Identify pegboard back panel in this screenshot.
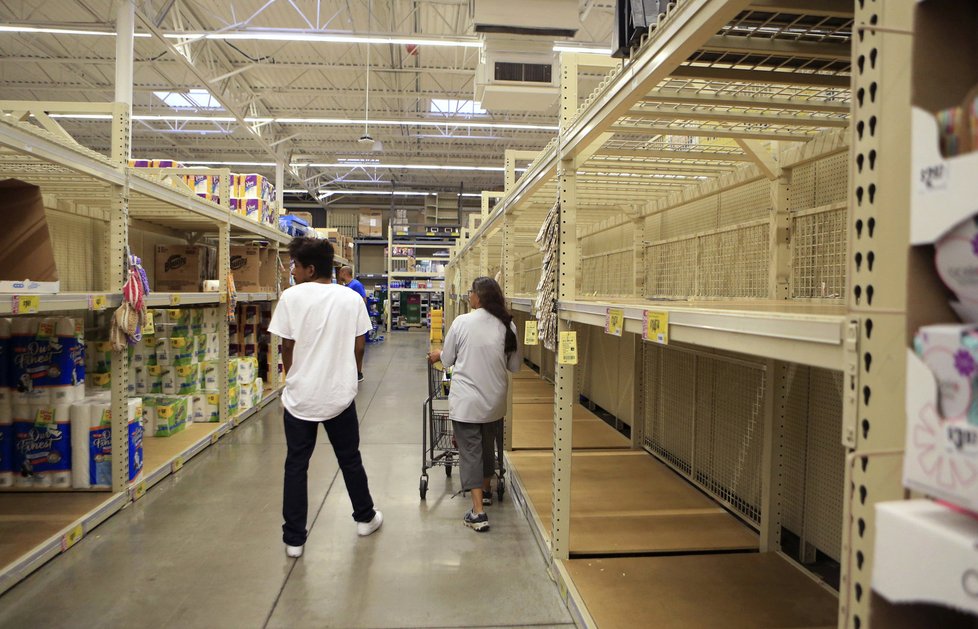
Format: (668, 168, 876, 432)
(645, 239, 697, 298)
(47, 206, 108, 292)
(790, 207, 848, 300)
(660, 195, 720, 240)
(643, 343, 766, 526)
(718, 179, 771, 228)
(326, 210, 357, 238)
(789, 152, 850, 212)
(514, 250, 543, 296)
(780, 362, 845, 563)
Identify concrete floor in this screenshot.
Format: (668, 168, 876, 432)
(0, 331, 573, 629)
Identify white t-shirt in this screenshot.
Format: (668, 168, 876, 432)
(268, 281, 372, 421)
(441, 308, 522, 423)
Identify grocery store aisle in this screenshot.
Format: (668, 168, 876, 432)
(0, 331, 572, 629)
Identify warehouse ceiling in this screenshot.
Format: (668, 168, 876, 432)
(0, 0, 852, 212)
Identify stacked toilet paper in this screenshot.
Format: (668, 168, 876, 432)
(4, 317, 86, 488)
(69, 395, 143, 489)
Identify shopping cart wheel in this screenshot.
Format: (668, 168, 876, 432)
(420, 475, 429, 500)
(497, 477, 506, 501)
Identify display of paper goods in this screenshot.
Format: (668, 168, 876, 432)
(11, 317, 85, 405)
(128, 159, 184, 168)
(154, 245, 216, 292)
(279, 214, 313, 238)
(236, 357, 258, 386)
(12, 404, 72, 488)
(146, 365, 164, 394)
(235, 174, 275, 202)
(202, 393, 220, 422)
(199, 361, 219, 391)
(0, 402, 12, 488)
(70, 397, 143, 488)
(230, 245, 262, 291)
(227, 359, 238, 385)
(229, 385, 239, 416)
(153, 395, 190, 437)
(914, 324, 978, 424)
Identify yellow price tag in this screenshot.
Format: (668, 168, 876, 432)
(605, 308, 624, 337)
(89, 294, 108, 311)
(61, 524, 84, 551)
(524, 320, 539, 346)
(12, 295, 39, 314)
(133, 481, 147, 500)
(171, 456, 184, 473)
(169, 294, 182, 306)
(143, 310, 155, 336)
(643, 311, 669, 345)
(211, 432, 220, 445)
(219, 293, 228, 304)
(558, 331, 578, 365)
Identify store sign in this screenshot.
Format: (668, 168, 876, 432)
(642, 310, 669, 345)
(524, 320, 539, 346)
(605, 308, 624, 337)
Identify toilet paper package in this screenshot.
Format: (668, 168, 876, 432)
(12, 318, 85, 406)
(0, 403, 12, 488)
(13, 404, 72, 488)
(0, 318, 11, 407)
(915, 324, 978, 424)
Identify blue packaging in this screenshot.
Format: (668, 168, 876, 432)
(0, 420, 12, 477)
(129, 419, 144, 481)
(14, 406, 71, 479)
(89, 424, 112, 487)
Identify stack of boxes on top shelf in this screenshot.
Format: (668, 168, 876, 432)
(128, 161, 277, 227)
(153, 241, 278, 294)
(0, 316, 144, 490)
(315, 228, 355, 262)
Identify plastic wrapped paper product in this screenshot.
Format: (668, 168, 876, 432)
(155, 396, 189, 437)
(71, 397, 143, 488)
(13, 404, 71, 488)
(12, 317, 85, 405)
(0, 318, 10, 407)
(0, 403, 12, 488)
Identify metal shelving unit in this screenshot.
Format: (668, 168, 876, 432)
(385, 225, 452, 333)
(0, 102, 288, 593)
(445, 1, 888, 627)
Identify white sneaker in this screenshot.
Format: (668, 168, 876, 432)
(286, 544, 304, 558)
(357, 511, 383, 537)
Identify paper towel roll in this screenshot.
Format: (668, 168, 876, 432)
(89, 401, 112, 488)
(0, 403, 12, 488)
(70, 402, 92, 489)
(48, 404, 72, 489)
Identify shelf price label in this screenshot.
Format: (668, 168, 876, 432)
(605, 308, 624, 337)
(60, 524, 84, 551)
(558, 331, 578, 365)
(211, 431, 220, 445)
(132, 481, 147, 501)
(643, 311, 669, 345)
(11, 295, 39, 314)
(88, 294, 108, 311)
(143, 310, 155, 336)
(169, 294, 182, 306)
(171, 456, 184, 473)
(524, 320, 539, 346)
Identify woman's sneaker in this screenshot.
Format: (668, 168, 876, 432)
(463, 510, 489, 532)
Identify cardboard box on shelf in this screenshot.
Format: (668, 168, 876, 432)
(259, 247, 279, 292)
(230, 245, 262, 291)
(154, 244, 210, 292)
(0, 180, 60, 293)
(358, 210, 384, 237)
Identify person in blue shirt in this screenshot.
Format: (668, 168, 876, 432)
(338, 266, 368, 382)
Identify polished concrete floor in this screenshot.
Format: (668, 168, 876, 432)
(0, 332, 573, 629)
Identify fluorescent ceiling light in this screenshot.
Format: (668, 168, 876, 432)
(161, 30, 482, 48)
(0, 24, 152, 37)
(553, 44, 612, 55)
(318, 190, 431, 198)
(47, 112, 556, 131)
(178, 160, 502, 172)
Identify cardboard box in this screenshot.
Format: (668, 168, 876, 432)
(230, 245, 262, 291)
(155, 245, 208, 292)
(287, 211, 313, 227)
(259, 247, 278, 292)
(358, 210, 384, 237)
(0, 180, 60, 293)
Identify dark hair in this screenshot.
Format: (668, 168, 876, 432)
(288, 237, 334, 279)
(472, 276, 517, 355)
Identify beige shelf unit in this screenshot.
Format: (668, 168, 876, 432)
(441, 1, 916, 627)
(0, 106, 287, 594)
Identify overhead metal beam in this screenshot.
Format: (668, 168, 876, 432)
(746, 0, 853, 18)
(672, 64, 851, 88)
(610, 123, 815, 142)
(626, 106, 849, 127)
(641, 88, 850, 113)
(702, 35, 851, 61)
(594, 148, 753, 162)
(736, 138, 781, 180)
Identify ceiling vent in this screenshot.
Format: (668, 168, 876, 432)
(475, 36, 559, 112)
(471, 0, 580, 38)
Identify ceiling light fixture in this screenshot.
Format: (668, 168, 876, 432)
(164, 30, 483, 48)
(552, 44, 613, 55)
(178, 160, 503, 172)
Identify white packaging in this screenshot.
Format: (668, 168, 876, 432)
(936, 217, 978, 305)
(155, 337, 172, 366)
(914, 324, 978, 424)
(192, 394, 205, 422)
(70, 401, 93, 489)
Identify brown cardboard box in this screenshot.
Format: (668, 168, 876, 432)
(287, 211, 313, 226)
(230, 245, 262, 291)
(258, 247, 279, 292)
(155, 244, 208, 292)
(0, 180, 60, 292)
(358, 210, 384, 237)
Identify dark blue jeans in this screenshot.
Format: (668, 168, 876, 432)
(282, 403, 376, 546)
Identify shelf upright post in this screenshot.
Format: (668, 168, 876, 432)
(769, 158, 791, 300)
(386, 226, 393, 334)
(113, 0, 134, 161)
(841, 3, 914, 627)
(219, 219, 231, 427)
(269, 160, 285, 387)
(550, 51, 580, 562)
(503, 211, 515, 452)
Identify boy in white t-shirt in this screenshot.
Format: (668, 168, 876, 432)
(268, 237, 382, 558)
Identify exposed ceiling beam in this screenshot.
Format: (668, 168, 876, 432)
(595, 148, 753, 162)
(702, 35, 850, 61)
(626, 106, 848, 127)
(641, 88, 850, 113)
(672, 65, 850, 88)
(610, 123, 815, 142)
